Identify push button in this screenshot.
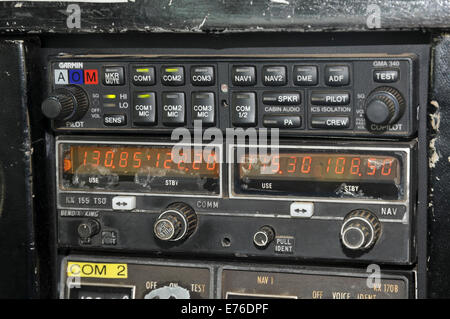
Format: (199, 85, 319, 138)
(103, 114, 127, 126)
(310, 91, 350, 105)
(191, 92, 215, 125)
(191, 66, 215, 86)
(131, 66, 155, 86)
(373, 69, 399, 83)
(232, 66, 256, 86)
(132, 92, 156, 126)
(162, 92, 185, 126)
(311, 116, 350, 129)
(325, 65, 350, 86)
(293, 66, 318, 86)
(263, 92, 301, 105)
(262, 66, 287, 86)
(231, 92, 256, 126)
(263, 115, 301, 128)
(161, 66, 185, 86)
(102, 66, 125, 86)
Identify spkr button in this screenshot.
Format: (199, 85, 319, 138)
(131, 66, 155, 86)
(262, 66, 287, 86)
(232, 66, 256, 86)
(192, 92, 215, 125)
(161, 66, 185, 86)
(133, 92, 156, 125)
(231, 92, 256, 126)
(191, 66, 215, 86)
(162, 92, 185, 125)
(104, 114, 127, 126)
(263, 92, 301, 105)
(325, 65, 350, 86)
(293, 66, 318, 86)
(102, 66, 125, 86)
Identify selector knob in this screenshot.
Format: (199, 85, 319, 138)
(253, 226, 275, 248)
(77, 219, 100, 239)
(364, 86, 405, 126)
(340, 210, 381, 251)
(41, 85, 89, 121)
(154, 203, 198, 242)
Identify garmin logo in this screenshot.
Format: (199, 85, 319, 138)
(58, 62, 84, 69)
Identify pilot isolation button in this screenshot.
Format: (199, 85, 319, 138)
(311, 116, 350, 129)
(112, 196, 136, 211)
(103, 114, 127, 126)
(192, 92, 215, 125)
(232, 66, 256, 86)
(131, 66, 155, 86)
(310, 92, 350, 105)
(293, 65, 318, 86)
(325, 65, 350, 86)
(263, 115, 301, 128)
(161, 66, 185, 86)
(191, 66, 215, 86)
(162, 92, 185, 126)
(133, 92, 156, 126)
(102, 66, 125, 86)
(262, 66, 287, 86)
(373, 69, 399, 83)
(231, 92, 256, 127)
(290, 202, 314, 218)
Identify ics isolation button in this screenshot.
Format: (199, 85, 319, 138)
(191, 66, 215, 86)
(262, 66, 287, 86)
(133, 92, 156, 126)
(131, 66, 155, 86)
(263, 115, 301, 128)
(162, 92, 185, 125)
(232, 66, 256, 86)
(373, 69, 399, 83)
(325, 65, 350, 86)
(161, 66, 184, 86)
(262, 92, 301, 105)
(102, 66, 125, 86)
(192, 92, 215, 125)
(293, 65, 318, 86)
(104, 114, 127, 126)
(311, 116, 350, 129)
(310, 91, 350, 105)
(231, 92, 256, 126)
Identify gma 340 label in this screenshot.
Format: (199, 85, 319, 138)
(67, 262, 128, 278)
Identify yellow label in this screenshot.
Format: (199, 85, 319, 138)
(67, 262, 128, 279)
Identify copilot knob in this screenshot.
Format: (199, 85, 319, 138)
(340, 210, 381, 251)
(154, 203, 198, 242)
(364, 86, 405, 125)
(41, 85, 89, 121)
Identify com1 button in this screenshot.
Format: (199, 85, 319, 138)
(131, 66, 155, 86)
(191, 66, 215, 86)
(231, 92, 256, 127)
(192, 92, 215, 125)
(162, 92, 185, 126)
(133, 92, 156, 126)
(161, 66, 185, 86)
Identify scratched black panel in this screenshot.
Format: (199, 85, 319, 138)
(0, 0, 450, 34)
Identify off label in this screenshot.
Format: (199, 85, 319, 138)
(67, 262, 128, 278)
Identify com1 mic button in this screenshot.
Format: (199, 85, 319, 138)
(253, 226, 275, 248)
(154, 203, 198, 242)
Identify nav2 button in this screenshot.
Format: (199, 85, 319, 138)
(290, 202, 314, 218)
(112, 196, 136, 211)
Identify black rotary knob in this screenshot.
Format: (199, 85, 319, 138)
(41, 85, 89, 121)
(154, 203, 197, 242)
(364, 86, 405, 125)
(340, 210, 381, 251)
(77, 219, 100, 239)
(253, 226, 275, 248)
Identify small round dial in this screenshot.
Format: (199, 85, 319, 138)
(340, 210, 381, 250)
(364, 86, 405, 126)
(253, 226, 275, 248)
(154, 203, 197, 242)
(41, 85, 89, 121)
(77, 219, 100, 239)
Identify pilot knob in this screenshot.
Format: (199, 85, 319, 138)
(253, 226, 275, 248)
(364, 86, 405, 125)
(340, 210, 381, 250)
(154, 203, 197, 241)
(41, 85, 89, 121)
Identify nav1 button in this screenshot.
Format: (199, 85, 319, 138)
(112, 196, 136, 211)
(290, 202, 314, 218)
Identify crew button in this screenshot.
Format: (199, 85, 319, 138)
(132, 92, 156, 126)
(191, 92, 215, 125)
(373, 69, 399, 83)
(103, 114, 127, 126)
(161, 66, 185, 86)
(325, 65, 350, 86)
(293, 66, 318, 86)
(262, 66, 287, 86)
(191, 66, 215, 86)
(231, 92, 256, 126)
(232, 66, 256, 86)
(311, 116, 350, 129)
(102, 66, 125, 86)
(162, 92, 185, 126)
(131, 66, 155, 86)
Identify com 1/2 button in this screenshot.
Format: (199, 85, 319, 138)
(232, 66, 256, 86)
(162, 92, 185, 126)
(192, 92, 215, 125)
(262, 66, 287, 86)
(133, 92, 156, 126)
(231, 92, 256, 126)
(191, 66, 215, 86)
(161, 66, 185, 86)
